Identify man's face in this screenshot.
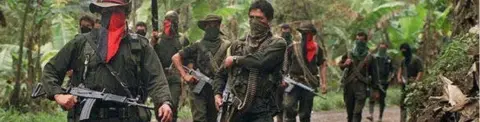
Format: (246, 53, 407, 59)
(379, 44, 388, 49)
(356, 35, 367, 42)
(249, 9, 268, 24)
(136, 26, 146, 32)
(80, 20, 93, 29)
(205, 21, 220, 29)
(281, 28, 291, 33)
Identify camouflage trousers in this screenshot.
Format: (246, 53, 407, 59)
(400, 83, 407, 122)
(283, 86, 315, 122)
(167, 74, 182, 122)
(188, 84, 217, 122)
(368, 83, 389, 120)
(275, 86, 285, 122)
(343, 80, 367, 122)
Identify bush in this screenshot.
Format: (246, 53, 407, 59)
(0, 108, 66, 122)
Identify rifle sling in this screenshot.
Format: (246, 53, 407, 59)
(85, 37, 135, 99)
(344, 54, 370, 84)
(198, 40, 229, 73)
(292, 42, 318, 86)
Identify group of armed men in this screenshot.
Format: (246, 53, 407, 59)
(38, 0, 424, 122)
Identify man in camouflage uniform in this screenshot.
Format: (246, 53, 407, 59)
(275, 23, 293, 122)
(150, 10, 189, 122)
(338, 32, 378, 122)
(397, 43, 423, 122)
(172, 14, 228, 122)
(280, 23, 293, 46)
(41, 0, 173, 121)
(282, 22, 327, 122)
(213, 0, 286, 122)
(367, 42, 394, 122)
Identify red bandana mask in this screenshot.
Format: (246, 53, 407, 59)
(98, 11, 126, 63)
(163, 20, 172, 36)
(305, 33, 317, 62)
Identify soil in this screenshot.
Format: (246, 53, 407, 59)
(177, 106, 401, 122)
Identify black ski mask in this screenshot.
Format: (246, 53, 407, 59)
(136, 30, 146, 36)
(81, 26, 92, 33)
(400, 43, 412, 63)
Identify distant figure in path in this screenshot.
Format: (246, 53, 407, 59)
(397, 43, 423, 122)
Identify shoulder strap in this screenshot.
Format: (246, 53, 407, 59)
(292, 42, 318, 85)
(84, 34, 136, 99)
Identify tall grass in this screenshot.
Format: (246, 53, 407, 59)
(0, 108, 66, 122)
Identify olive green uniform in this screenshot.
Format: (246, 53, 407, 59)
(214, 33, 286, 122)
(178, 39, 229, 122)
(368, 54, 394, 121)
(153, 34, 188, 122)
(339, 52, 377, 122)
(41, 29, 172, 122)
(282, 44, 324, 122)
(400, 55, 423, 122)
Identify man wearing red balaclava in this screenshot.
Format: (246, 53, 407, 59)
(282, 21, 328, 122)
(40, 0, 173, 122)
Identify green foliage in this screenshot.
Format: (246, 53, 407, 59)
(0, 108, 66, 122)
(406, 33, 478, 119)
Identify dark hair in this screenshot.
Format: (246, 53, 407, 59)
(378, 41, 389, 47)
(249, 0, 274, 21)
(356, 32, 368, 39)
(400, 43, 411, 50)
(79, 15, 94, 26)
(136, 21, 147, 29)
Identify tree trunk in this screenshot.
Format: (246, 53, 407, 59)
(11, 0, 34, 107)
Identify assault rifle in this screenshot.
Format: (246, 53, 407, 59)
(31, 83, 153, 120)
(216, 78, 234, 122)
(182, 65, 213, 94)
(284, 76, 326, 99)
(69, 85, 153, 120)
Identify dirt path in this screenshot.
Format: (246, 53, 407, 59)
(177, 106, 401, 122)
(311, 106, 400, 122)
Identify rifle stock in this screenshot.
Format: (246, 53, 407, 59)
(182, 66, 213, 94)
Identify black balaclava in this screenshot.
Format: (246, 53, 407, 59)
(282, 32, 292, 45)
(81, 26, 92, 33)
(400, 43, 412, 64)
(136, 29, 146, 36)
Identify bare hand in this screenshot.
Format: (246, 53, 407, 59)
(321, 84, 327, 94)
(54, 94, 77, 110)
(344, 59, 352, 65)
(224, 56, 234, 68)
(151, 31, 160, 44)
(281, 81, 287, 88)
(215, 94, 223, 110)
(373, 91, 380, 101)
(158, 103, 172, 122)
(182, 74, 197, 84)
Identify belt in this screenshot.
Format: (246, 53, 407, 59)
(96, 107, 137, 119)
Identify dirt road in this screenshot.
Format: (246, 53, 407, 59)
(177, 106, 401, 122)
(311, 106, 400, 122)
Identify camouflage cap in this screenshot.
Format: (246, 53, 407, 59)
(280, 23, 290, 29)
(197, 14, 222, 31)
(89, 0, 129, 13)
(296, 21, 317, 34)
(164, 11, 179, 23)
